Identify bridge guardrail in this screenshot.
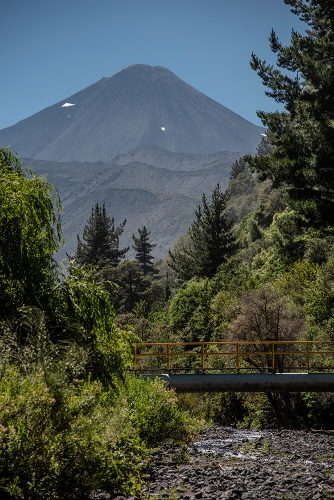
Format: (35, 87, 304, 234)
(133, 341, 334, 374)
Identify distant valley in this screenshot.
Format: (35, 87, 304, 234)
(26, 147, 243, 261)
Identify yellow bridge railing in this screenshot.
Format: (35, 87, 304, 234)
(133, 341, 334, 374)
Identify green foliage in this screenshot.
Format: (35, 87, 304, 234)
(169, 183, 236, 280)
(275, 260, 318, 306)
(302, 392, 334, 429)
(303, 257, 334, 328)
(0, 148, 206, 498)
(241, 392, 279, 429)
(0, 366, 145, 500)
(0, 148, 62, 315)
(226, 169, 259, 223)
(0, 310, 202, 498)
(50, 263, 133, 387)
(244, 0, 334, 227)
(118, 376, 202, 446)
(97, 260, 165, 314)
(75, 203, 128, 267)
(229, 157, 248, 180)
(256, 134, 272, 157)
(205, 392, 247, 426)
(168, 279, 213, 342)
(132, 225, 156, 275)
(269, 210, 305, 266)
(98, 260, 146, 313)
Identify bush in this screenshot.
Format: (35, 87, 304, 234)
(204, 392, 247, 426)
(0, 367, 145, 499)
(118, 376, 202, 446)
(168, 278, 213, 342)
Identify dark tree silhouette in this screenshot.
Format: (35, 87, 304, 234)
(169, 184, 236, 280)
(244, 0, 334, 227)
(132, 226, 156, 275)
(75, 203, 128, 267)
(229, 158, 248, 180)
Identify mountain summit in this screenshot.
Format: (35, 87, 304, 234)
(0, 65, 263, 162)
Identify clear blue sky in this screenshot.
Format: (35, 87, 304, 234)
(1, 0, 305, 131)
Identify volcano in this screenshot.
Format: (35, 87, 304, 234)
(0, 65, 263, 162)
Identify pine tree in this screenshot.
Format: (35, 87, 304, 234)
(256, 135, 272, 157)
(229, 158, 248, 180)
(169, 184, 236, 280)
(244, 0, 334, 228)
(132, 226, 156, 275)
(75, 203, 128, 267)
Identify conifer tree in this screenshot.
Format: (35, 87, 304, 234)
(244, 0, 334, 228)
(256, 135, 272, 157)
(132, 226, 156, 275)
(229, 158, 248, 180)
(169, 184, 236, 280)
(75, 203, 128, 267)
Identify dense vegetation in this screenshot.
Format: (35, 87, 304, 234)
(0, 149, 200, 499)
(73, 0, 334, 431)
(1, 0, 334, 497)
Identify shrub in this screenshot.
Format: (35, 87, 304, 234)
(204, 392, 247, 426)
(118, 376, 202, 446)
(168, 278, 213, 342)
(0, 367, 145, 499)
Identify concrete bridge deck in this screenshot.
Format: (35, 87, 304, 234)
(134, 341, 334, 392)
(153, 373, 334, 392)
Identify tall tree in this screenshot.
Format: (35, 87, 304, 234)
(169, 184, 236, 280)
(229, 158, 248, 180)
(256, 134, 272, 157)
(75, 203, 128, 267)
(132, 226, 156, 275)
(0, 148, 62, 315)
(244, 0, 334, 228)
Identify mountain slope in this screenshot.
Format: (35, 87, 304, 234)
(111, 145, 244, 171)
(0, 65, 263, 162)
(23, 152, 234, 260)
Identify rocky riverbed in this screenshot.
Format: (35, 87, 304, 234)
(139, 425, 334, 500)
(102, 425, 334, 500)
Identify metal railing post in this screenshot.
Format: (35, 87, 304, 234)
(237, 342, 240, 373)
(167, 343, 171, 372)
(201, 343, 205, 372)
(132, 340, 334, 375)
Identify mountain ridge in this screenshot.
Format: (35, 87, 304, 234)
(0, 64, 263, 162)
(111, 145, 244, 171)
(22, 147, 238, 261)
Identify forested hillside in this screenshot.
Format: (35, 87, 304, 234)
(1, 1, 334, 498)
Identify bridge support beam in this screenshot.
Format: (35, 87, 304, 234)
(154, 373, 334, 392)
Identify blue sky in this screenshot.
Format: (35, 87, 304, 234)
(1, 0, 305, 131)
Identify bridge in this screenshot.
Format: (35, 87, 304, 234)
(133, 340, 334, 392)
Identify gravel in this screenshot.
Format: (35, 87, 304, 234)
(140, 425, 334, 500)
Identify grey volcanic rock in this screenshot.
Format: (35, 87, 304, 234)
(143, 426, 334, 500)
(0, 65, 263, 162)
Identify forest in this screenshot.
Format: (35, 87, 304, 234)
(0, 0, 334, 498)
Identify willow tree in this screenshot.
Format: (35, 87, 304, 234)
(0, 148, 62, 315)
